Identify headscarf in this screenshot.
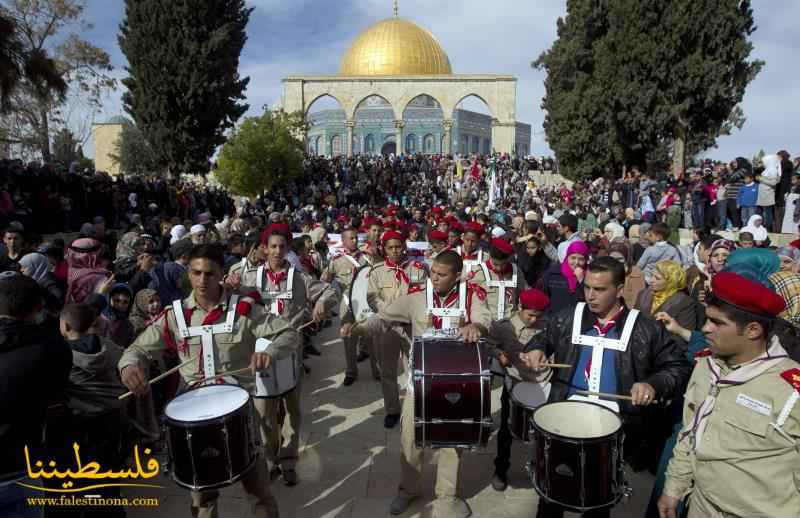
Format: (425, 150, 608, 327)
(762, 154, 781, 180)
(66, 238, 109, 304)
(560, 240, 589, 293)
(776, 246, 800, 264)
(741, 214, 768, 242)
(19, 253, 50, 283)
(103, 284, 134, 321)
(707, 239, 736, 276)
(651, 260, 686, 313)
(723, 248, 780, 286)
(604, 221, 625, 241)
(129, 288, 159, 334)
(170, 225, 187, 245)
(769, 271, 800, 327)
(638, 223, 652, 247)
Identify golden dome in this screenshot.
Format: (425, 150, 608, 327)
(340, 17, 452, 76)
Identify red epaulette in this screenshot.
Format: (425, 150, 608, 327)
(245, 290, 263, 304)
(780, 368, 800, 393)
(693, 348, 712, 359)
(412, 261, 425, 270)
(236, 299, 253, 317)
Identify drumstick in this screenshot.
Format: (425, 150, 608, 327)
(191, 366, 255, 385)
(118, 354, 199, 400)
(576, 389, 660, 403)
(542, 363, 572, 369)
(296, 320, 316, 332)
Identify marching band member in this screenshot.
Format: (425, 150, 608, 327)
(360, 216, 384, 265)
(247, 224, 338, 486)
(520, 256, 690, 518)
(226, 234, 266, 286)
(322, 228, 379, 385)
(365, 230, 428, 428)
(486, 288, 550, 491)
(659, 272, 800, 518)
(457, 222, 485, 271)
(427, 229, 449, 259)
(343, 250, 491, 518)
(467, 237, 527, 321)
(119, 244, 300, 518)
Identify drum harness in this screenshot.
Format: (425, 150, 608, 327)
(172, 295, 240, 385)
(479, 261, 518, 320)
(568, 302, 639, 413)
(256, 264, 295, 316)
(425, 278, 467, 335)
(457, 246, 483, 272)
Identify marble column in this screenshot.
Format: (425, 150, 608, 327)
(345, 120, 355, 157)
(394, 120, 405, 155)
(442, 119, 453, 155)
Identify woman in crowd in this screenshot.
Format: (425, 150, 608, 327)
(129, 288, 162, 337)
(519, 236, 551, 287)
(741, 214, 769, 247)
(776, 246, 800, 272)
(19, 251, 66, 316)
(635, 260, 700, 347)
(538, 240, 588, 313)
(608, 241, 645, 308)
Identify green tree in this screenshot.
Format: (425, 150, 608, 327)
(0, 1, 115, 161)
(110, 122, 162, 177)
(534, 0, 762, 179)
(119, 0, 252, 176)
(216, 108, 306, 197)
(52, 127, 79, 165)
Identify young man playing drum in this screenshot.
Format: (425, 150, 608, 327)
(658, 272, 800, 518)
(520, 256, 690, 518)
(457, 222, 485, 271)
(467, 237, 527, 321)
(119, 244, 300, 518)
(343, 250, 491, 518)
(365, 230, 428, 429)
(487, 288, 550, 492)
(322, 227, 379, 385)
(235, 223, 338, 486)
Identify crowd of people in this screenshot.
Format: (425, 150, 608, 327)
(1, 149, 799, 518)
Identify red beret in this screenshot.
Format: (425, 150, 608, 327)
(490, 238, 514, 255)
(428, 230, 448, 242)
(431, 207, 443, 214)
(444, 215, 458, 224)
(711, 272, 786, 317)
(364, 216, 382, 228)
(450, 222, 463, 233)
(261, 223, 290, 244)
(519, 289, 550, 311)
(464, 222, 484, 235)
(381, 230, 406, 245)
(336, 215, 349, 223)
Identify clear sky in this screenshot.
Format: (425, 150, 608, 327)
(78, 0, 798, 160)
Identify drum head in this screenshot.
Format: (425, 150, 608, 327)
(533, 401, 621, 439)
(349, 264, 373, 322)
(511, 382, 549, 409)
(165, 384, 250, 422)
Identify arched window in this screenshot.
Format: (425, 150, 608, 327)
(365, 134, 375, 154)
(406, 133, 416, 154)
(424, 134, 435, 154)
(331, 135, 342, 156)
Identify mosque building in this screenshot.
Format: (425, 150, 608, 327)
(283, 2, 531, 157)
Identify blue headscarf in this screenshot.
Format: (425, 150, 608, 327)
(722, 248, 780, 290)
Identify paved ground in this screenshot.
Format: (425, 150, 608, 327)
(126, 322, 656, 518)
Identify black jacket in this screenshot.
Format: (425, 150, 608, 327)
(526, 304, 691, 419)
(538, 263, 584, 314)
(0, 318, 72, 480)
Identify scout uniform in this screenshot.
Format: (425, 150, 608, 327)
(327, 247, 379, 379)
(250, 253, 338, 478)
(487, 289, 551, 488)
(356, 276, 492, 517)
(467, 239, 527, 321)
(226, 247, 264, 288)
(663, 272, 800, 518)
(119, 291, 299, 518)
(366, 231, 428, 417)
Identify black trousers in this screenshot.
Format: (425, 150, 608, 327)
(493, 383, 513, 478)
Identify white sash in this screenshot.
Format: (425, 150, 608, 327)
(480, 262, 518, 320)
(257, 265, 295, 316)
(342, 253, 361, 269)
(426, 279, 467, 330)
(457, 246, 483, 272)
(172, 295, 240, 382)
(568, 302, 638, 412)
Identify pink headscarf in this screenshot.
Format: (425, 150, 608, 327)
(561, 240, 590, 293)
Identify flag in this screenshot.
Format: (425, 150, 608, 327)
(456, 159, 463, 179)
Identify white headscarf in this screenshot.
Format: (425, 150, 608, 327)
(170, 225, 187, 245)
(761, 154, 781, 179)
(741, 214, 768, 242)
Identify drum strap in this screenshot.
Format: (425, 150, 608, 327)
(458, 247, 483, 272)
(426, 279, 467, 329)
(569, 303, 639, 411)
(172, 295, 240, 382)
(480, 262, 517, 320)
(257, 265, 295, 316)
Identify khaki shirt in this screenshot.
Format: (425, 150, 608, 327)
(357, 285, 492, 340)
(118, 291, 300, 389)
(326, 250, 369, 290)
(227, 253, 264, 289)
(366, 259, 429, 313)
(488, 314, 550, 383)
(467, 261, 528, 321)
(663, 352, 800, 518)
(359, 241, 382, 265)
(246, 261, 339, 327)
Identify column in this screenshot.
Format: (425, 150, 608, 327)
(345, 120, 355, 157)
(442, 119, 453, 155)
(491, 119, 517, 155)
(394, 120, 405, 155)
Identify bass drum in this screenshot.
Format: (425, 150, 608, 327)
(412, 337, 493, 449)
(165, 384, 257, 490)
(348, 264, 374, 322)
(530, 401, 625, 512)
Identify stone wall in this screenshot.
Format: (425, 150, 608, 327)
(92, 123, 123, 177)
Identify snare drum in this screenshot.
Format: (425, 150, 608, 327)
(165, 384, 257, 490)
(509, 382, 550, 442)
(254, 337, 298, 398)
(412, 337, 493, 449)
(530, 401, 625, 512)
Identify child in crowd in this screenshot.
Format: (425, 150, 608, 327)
(635, 222, 684, 284)
(738, 231, 755, 249)
(736, 171, 759, 224)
